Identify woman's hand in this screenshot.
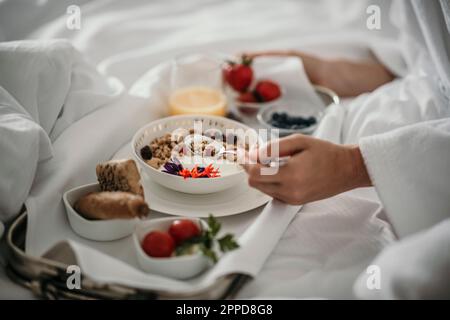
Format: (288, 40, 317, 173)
(243, 134, 372, 205)
(244, 50, 394, 97)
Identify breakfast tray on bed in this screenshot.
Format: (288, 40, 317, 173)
(5, 212, 250, 300)
(4, 86, 338, 300)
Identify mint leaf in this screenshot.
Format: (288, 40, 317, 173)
(174, 235, 207, 256)
(200, 245, 217, 263)
(207, 214, 221, 237)
(175, 243, 191, 256)
(218, 234, 240, 252)
(173, 215, 239, 263)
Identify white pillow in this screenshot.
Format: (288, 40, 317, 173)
(0, 40, 123, 221)
(0, 39, 123, 141)
(0, 86, 52, 221)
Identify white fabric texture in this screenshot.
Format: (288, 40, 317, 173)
(412, 0, 450, 99)
(0, 40, 124, 140)
(337, 0, 450, 238)
(0, 39, 123, 221)
(351, 0, 450, 298)
(0, 0, 448, 299)
(360, 119, 450, 238)
(354, 218, 450, 299)
(0, 86, 52, 221)
(16, 0, 397, 299)
(37, 201, 301, 293)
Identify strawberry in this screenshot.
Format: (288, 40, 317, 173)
(223, 56, 253, 93)
(238, 91, 257, 103)
(254, 80, 281, 102)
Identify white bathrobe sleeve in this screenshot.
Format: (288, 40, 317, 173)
(359, 118, 450, 238)
(353, 218, 450, 299)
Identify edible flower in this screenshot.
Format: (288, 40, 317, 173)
(198, 164, 220, 178)
(178, 168, 192, 179)
(162, 158, 220, 179)
(162, 160, 183, 174)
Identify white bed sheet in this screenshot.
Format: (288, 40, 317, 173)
(1, 0, 406, 299)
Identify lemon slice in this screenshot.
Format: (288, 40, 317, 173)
(169, 86, 227, 116)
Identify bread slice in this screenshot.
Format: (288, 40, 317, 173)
(75, 191, 149, 220)
(96, 159, 144, 197)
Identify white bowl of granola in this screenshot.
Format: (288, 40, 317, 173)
(132, 115, 260, 194)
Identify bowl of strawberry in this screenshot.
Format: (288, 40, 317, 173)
(223, 56, 283, 115)
(133, 215, 239, 279)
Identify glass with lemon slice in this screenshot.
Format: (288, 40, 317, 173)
(169, 54, 227, 117)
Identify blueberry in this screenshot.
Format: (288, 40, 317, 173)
(270, 120, 284, 129)
(291, 117, 303, 125)
(280, 122, 290, 129)
(308, 117, 317, 125)
(270, 112, 317, 130)
(279, 112, 288, 121)
(271, 112, 281, 121)
(140, 145, 153, 160)
(285, 116, 295, 125)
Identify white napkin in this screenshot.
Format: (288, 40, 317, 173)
(252, 56, 325, 110)
(43, 200, 300, 293)
(205, 200, 301, 278)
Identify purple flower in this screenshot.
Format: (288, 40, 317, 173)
(162, 158, 183, 176)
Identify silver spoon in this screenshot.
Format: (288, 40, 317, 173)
(183, 134, 289, 167)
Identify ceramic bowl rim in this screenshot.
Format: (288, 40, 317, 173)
(131, 114, 260, 181)
(256, 85, 340, 134)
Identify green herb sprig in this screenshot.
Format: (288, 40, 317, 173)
(175, 214, 239, 263)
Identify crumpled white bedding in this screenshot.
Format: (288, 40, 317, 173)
(0, 39, 123, 221)
(1, 0, 445, 299)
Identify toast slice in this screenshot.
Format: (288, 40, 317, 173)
(96, 159, 144, 197)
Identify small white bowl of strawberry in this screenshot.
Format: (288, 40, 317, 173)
(223, 55, 283, 114)
(133, 215, 238, 279)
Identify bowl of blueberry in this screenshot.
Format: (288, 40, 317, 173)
(257, 85, 339, 136)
